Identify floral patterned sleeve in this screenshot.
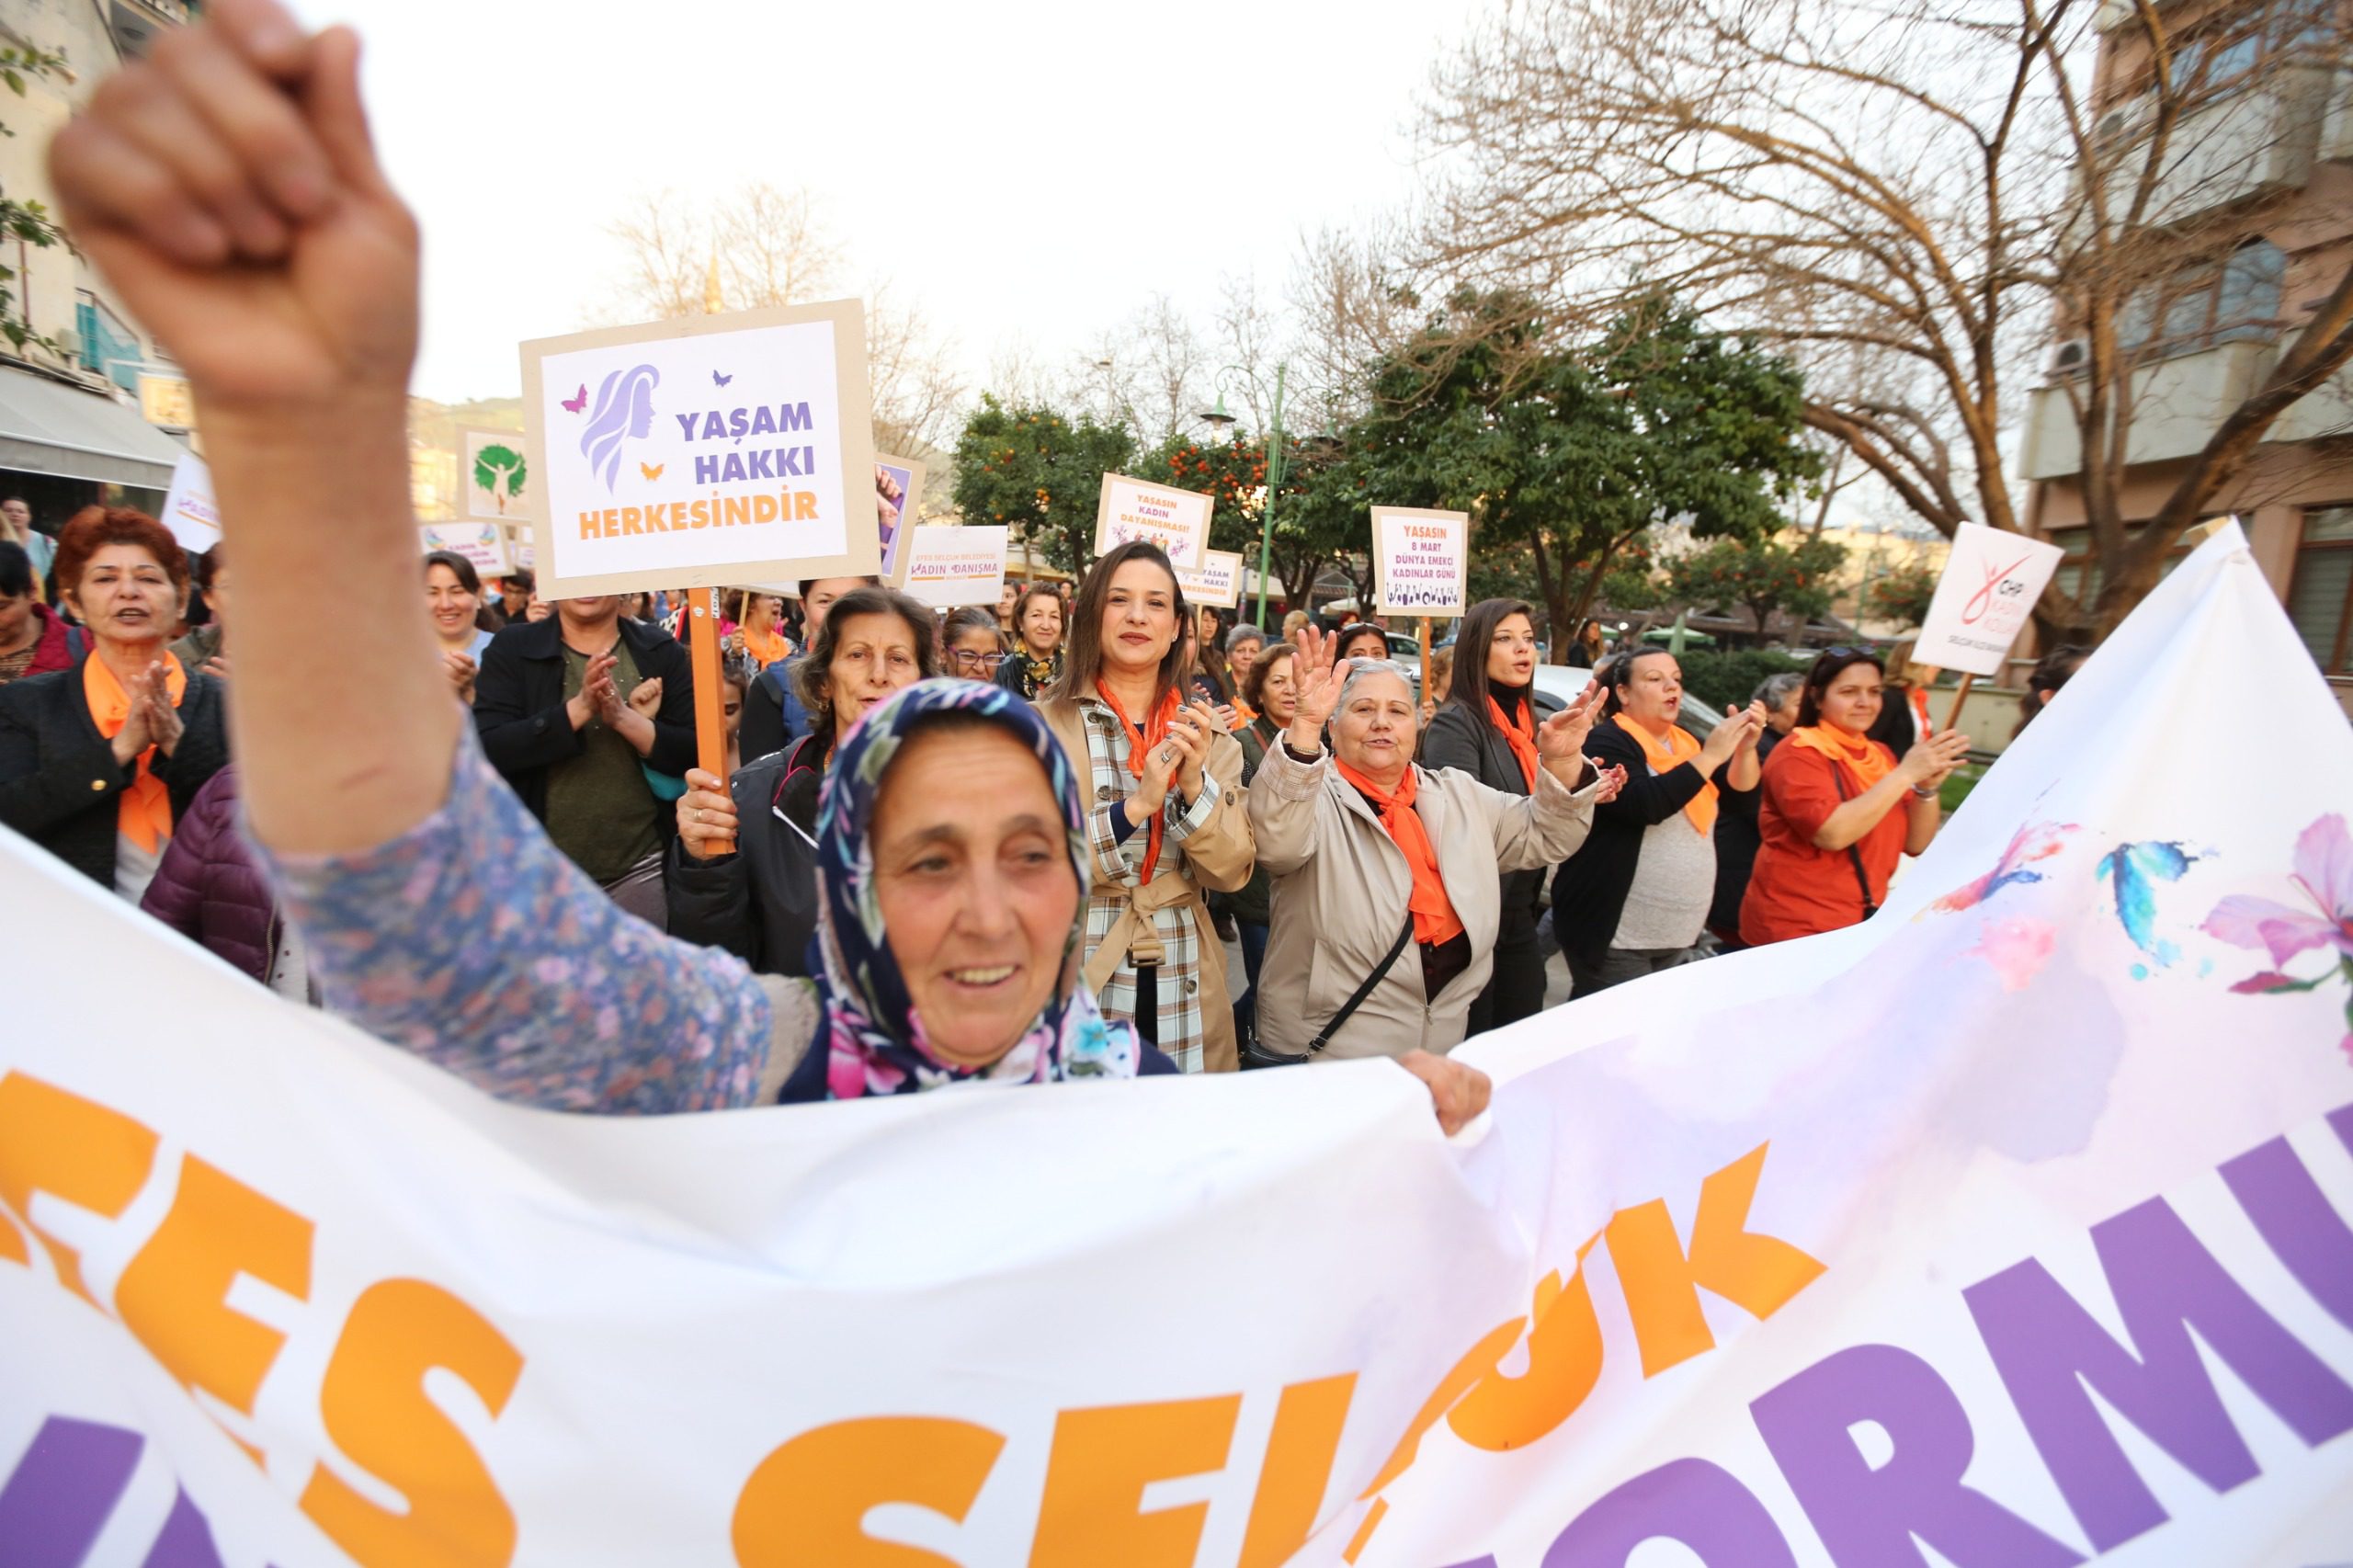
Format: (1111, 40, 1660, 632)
(254, 725, 775, 1115)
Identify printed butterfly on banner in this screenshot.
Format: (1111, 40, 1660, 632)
(561, 384, 587, 414)
(712, 370, 733, 387)
(641, 463, 665, 481)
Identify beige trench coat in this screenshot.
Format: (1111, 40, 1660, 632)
(1041, 699, 1255, 1073)
(1246, 743, 1601, 1061)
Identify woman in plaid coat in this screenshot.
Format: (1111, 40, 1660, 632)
(1039, 541, 1256, 1072)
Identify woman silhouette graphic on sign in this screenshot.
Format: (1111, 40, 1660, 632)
(580, 363, 659, 493)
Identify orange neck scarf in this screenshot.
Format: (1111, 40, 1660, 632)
(1789, 722, 1893, 793)
(1334, 758, 1465, 946)
(1613, 711, 1715, 835)
(1487, 694, 1540, 790)
(741, 622, 793, 668)
(1097, 679, 1180, 882)
(85, 650, 186, 855)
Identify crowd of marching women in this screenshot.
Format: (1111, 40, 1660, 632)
(0, 0, 2006, 1128)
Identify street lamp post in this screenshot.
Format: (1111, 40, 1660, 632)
(1199, 362, 1286, 628)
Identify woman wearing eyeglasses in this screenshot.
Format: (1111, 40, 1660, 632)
(1740, 646, 1972, 946)
(943, 606, 1006, 682)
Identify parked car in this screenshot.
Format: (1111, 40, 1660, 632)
(1529, 665, 1723, 739)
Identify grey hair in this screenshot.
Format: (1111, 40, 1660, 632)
(1753, 671, 1805, 710)
(1337, 657, 1419, 716)
(1224, 621, 1266, 653)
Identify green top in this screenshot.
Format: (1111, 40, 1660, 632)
(545, 638, 664, 883)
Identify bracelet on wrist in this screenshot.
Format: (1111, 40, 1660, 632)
(1909, 782, 1938, 800)
(1283, 736, 1324, 764)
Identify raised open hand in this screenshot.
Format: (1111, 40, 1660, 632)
(47, 0, 420, 417)
(1286, 626, 1345, 750)
(1536, 680, 1608, 760)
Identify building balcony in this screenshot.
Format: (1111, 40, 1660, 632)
(2089, 64, 2328, 227)
(2023, 326, 2353, 480)
(2021, 338, 2278, 480)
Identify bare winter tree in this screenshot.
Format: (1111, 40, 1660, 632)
(597, 185, 961, 461)
(1423, 0, 2353, 638)
(1074, 294, 1211, 445)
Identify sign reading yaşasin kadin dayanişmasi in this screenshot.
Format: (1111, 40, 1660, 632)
(519, 299, 881, 600)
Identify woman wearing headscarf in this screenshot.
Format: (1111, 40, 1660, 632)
(0, 506, 230, 898)
(53, 15, 1491, 1131)
(1551, 650, 1768, 996)
(1040, 540, 1255, 1073)
(995, 584, 1063, 700)
(1247, 632, 1619, 1062)
(1420, 598, 1561, 1033)
(1741, 647, 1972, 946)
(666, 585, 938, 976)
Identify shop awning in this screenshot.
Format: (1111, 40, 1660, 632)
(0, 365, 190, 489)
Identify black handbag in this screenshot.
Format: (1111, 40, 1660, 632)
(1241, 914, 1419, 1069)
(1826, 764, 1880, 920)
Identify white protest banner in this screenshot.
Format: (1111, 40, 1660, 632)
(462, 428, 532, 524)
(1371, 506, 1468, 616)
(1175, 547, 1245, 609)
(897, 524, 1009, 609)
(1914, 521, 2066, 676)
(1094, 472, 1212, 571)
(876, 452, 926, 584)
(520, 300, 878, 599)
(4, 527, 2350, 1565)
(157, 449, 220, 552)
(419, 518, 511, 577)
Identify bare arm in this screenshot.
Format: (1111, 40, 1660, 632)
(1812, 730, 1971, 852)
(49, 0, 448, 856)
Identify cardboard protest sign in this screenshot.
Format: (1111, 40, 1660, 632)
(875, 452, 925, 584)
(418, 518, 510, 577)
(897, 524, 1009, 609)
(461, 427, 531, 524)
(156, 450, 220, 552)
(1372, 506, 1468, 616)
(1914, 522, 2065, 676)
(519, 300, 879, 599)
(1094, 473, 1212, 571)
(3, 528, 2351, 1564)
(1175, 547, 1244, 609)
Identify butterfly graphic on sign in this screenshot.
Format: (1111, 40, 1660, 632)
(560, 384, 587, 414)
(641, 463, 665, 481)
(712, 369, 733, 387)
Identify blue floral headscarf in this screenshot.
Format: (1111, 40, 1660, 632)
(813, 678, 1140, 1098)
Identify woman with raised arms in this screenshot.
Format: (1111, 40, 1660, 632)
(44, 0, 1487, 1127)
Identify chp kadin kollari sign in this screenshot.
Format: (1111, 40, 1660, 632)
(520, 300, 881, 597)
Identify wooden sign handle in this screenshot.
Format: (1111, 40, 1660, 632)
(688, 587, 735, 858)
(1942, 672, 1977, 734)
(1419, 617, 1432, 702)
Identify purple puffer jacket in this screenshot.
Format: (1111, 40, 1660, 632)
(139, 765, 278, 983)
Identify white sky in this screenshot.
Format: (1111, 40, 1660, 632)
(287, 0, 1492, 407)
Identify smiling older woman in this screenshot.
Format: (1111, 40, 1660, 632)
(1245, 631, 1623, 1062)
(41, 2, 1496, 1131)
(0, 507, 230, 897)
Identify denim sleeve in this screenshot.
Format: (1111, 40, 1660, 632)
(254, 725, 775, 1115)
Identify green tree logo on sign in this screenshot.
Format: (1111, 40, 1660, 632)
(472, 444, 528, 514)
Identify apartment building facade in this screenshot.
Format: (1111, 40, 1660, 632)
(2019, 0, 2353, 712)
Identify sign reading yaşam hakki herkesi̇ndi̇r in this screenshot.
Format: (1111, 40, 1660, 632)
(519, 300, 880, 599)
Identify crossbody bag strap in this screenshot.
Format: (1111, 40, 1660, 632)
(1308, 912, 1419, 1053)
(1826, 763, 1880, 920)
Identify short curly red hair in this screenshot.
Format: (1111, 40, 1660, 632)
(52, 506, 188, 602)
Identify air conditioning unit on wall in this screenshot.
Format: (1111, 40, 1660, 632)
(2047, 337, 2091, 376)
